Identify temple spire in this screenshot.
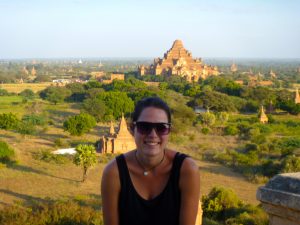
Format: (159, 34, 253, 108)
(109, 121, 115, 135)
(295, 88, 300, 104)
(259, 106, 268, 124)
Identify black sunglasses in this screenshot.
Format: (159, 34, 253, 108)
(133, 121, 171, 135)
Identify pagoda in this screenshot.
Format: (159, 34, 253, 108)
(138, 40, 219, 82)
(259, 106, 268, 124)
(98, 114, 136, 154)
(270, 70, 276, 79)
(295, 89, 300, 104)
(230, 63, 238, 72)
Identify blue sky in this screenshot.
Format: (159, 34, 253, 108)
(1, 0, 299, 58)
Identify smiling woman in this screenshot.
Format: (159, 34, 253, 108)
(101, 97, 200, 225)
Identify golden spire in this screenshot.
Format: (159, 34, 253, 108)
(117, 113, 130, 138)
(295, 88, 300, 104)
(109, 121, 115, 135)
(259, 106, 268, 124)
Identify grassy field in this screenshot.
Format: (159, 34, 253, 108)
(0, 82, 52, 93)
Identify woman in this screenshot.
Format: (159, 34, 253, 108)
(101, 97, 200, 225)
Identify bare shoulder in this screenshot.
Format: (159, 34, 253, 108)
(102, 158, 119, 178)
(179, 156, 200, 190)
(181, 156, 199, 175)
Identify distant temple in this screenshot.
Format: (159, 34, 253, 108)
(259, 106, 268, 124)
(230, 63, 238, 72)
(138, 40, 219, 82)
(295, 89, 300, 104)
(31, 66, 36, 76)
(269, 70, 276, 79)
(98, 114, 136, 154)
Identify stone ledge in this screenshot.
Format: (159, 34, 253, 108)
(257, 173, 300, 225)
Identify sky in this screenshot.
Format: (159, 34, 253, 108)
(1, 0, 300, 59)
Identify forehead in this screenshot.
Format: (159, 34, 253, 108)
(137, 107, 168, 122)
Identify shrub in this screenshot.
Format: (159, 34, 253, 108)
(0, 141, 14, 163)
(54, 138, 69, 148)
(22, 114, 47, 126)
(17, 121, 37, 136)
(281, 155, 300, 173)
(0, 200, 102, 225)
(202, 186, 268, 225)
(63, 113, 96, 136)
(32, 150, 71, 164)
(0, 113, 20, 130)
(201, 127, 211, 135)
(224, 125, 239, 136)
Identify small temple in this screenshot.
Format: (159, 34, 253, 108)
(230, 63, 238, 72)
(295, 89, 300, 104)
(98, 114, 136, 154)
(259, 106, 268, 124)
(270, 70, 276, 79)
(138, 40, 219, 82)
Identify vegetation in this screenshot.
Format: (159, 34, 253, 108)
(0, 141, 15, 163)
(73, 144, 97, 182)
(202, 186, 268, 225)
(63, 113, 96, 136)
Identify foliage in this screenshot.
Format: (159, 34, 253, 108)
(22, 114, 47, 126)
(0, 88, 10, 96)
(39, 86, 72, 104)
(0, 200, 102, 225)
(63, 113, 96, 136)
(97, 91, 134, 120)
(192, 91, 237, 112)
(281, 155, 300, 173)
(202, 186, 268, 225)
(32, 150, 71, 164)
(203, 76, 242, 96)
(224, 125, 239, 136)
(0, 141, 15, 163)
(17, 121, 37, 136)
(82, 98, 107, 122)
(0, 113, 20, 130)
(73, 144, 97, 182)
(19, 89, 35, 100)
(199, 112, 216, 127)
(65, 83, 86, 102)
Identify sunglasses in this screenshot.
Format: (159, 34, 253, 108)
(133, 121, 171, 135)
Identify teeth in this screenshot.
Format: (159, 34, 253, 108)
(144, 141, 159, 145)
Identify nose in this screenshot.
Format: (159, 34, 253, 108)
(147, 127, 159, 137)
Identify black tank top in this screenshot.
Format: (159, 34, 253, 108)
(116, 152, 187, 225)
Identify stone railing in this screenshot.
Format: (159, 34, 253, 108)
(257, 172, 300, 225)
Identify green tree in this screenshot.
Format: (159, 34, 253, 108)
(63, 113, 96, 136)
(39, 86, 71, 104)
(19, 89, 35, 100)
(97, 91, 134, 120)
(0, 113, 20, 130)
(0, 141, 14, 163)
(82, 98, 107, 122)
(200, 112, 216, 127)
(73, 144, 97, 182)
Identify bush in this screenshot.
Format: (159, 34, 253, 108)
(201, 127, 211, 135)
(22, 114, 47, 126)
(281, 155, 300, 173)
(202, 186, 268, 225)
(0, 200, 102, 225)
(0, 141, 14, 163)
(17, 121, 37, 136)
(54, 138, 69, 148)
(224, 125, 239, 136)
(63, 113, 96, 136)
(0, 113, 20, 130)
(32, 150, 71, 164)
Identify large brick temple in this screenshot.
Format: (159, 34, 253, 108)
(138, 40, 219, 82)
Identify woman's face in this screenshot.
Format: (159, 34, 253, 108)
(134, 107, 169, 157)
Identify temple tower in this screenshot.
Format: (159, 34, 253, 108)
(295, 89, 300, 104)
(230, 63, 238, 72)
(259, 106, 268, 124)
